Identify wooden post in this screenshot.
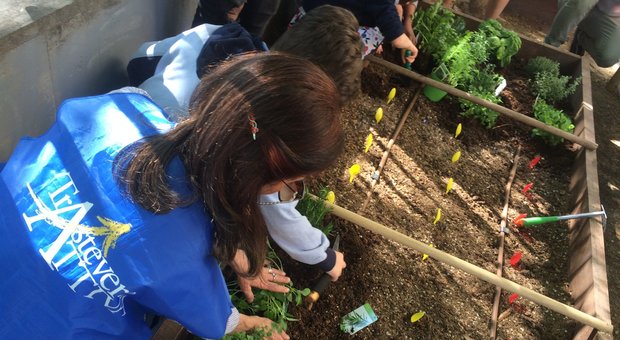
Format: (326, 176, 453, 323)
(367, 55, 598, 150)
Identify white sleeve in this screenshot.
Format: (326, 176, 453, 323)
(259, 193, 330, 265)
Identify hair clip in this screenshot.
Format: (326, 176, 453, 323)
(248, 113, 259, 140)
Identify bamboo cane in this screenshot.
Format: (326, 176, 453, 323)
(490, 145, 521, 339)
(309, 194, 613, 334)
(366, 55, 598, 150)
(358, 87, 422, 213)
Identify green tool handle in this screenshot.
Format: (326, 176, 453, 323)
(521, 216, 560, 226)
(404, 50, 412, 70)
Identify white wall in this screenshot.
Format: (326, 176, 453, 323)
(0, 0, 197, 161)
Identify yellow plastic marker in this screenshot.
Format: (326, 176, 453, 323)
(422, 244, 434, 261)
(326, 191, 336, 204)
(375, 107, 383, 123)
(364, 134, 373, 153)
(455, 123, 462, 138)
(387, 87, 396, 105)
(446, 178, 454, 194)
(433, 209, 441, 225)
(451, 150, 461, 163)
(348, 164, 361, 183)
(410, 311, 426, 323)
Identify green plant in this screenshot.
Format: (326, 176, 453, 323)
(525, 56, 560, 77)
(414, 0, 465, 62)
(295, 186, 334, 236)
(526, 56, 581, 104)
(224, 244, 311, 340)
(478, 19, 522, 67)
(457, 64, 504, 128)
(531, 99, 575, 146)
(439, 32, 478, 87)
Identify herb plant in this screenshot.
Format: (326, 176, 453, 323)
(478, 19, 522, 67)
(459, 65, 503, 128)
(224, 244, 311, 340)
(526, 57, 580, 104)
(414, 0, 465, 62)
(525, 56, 560, 77)
(531, 99, 575, 146)
(295, 186, 334, 236)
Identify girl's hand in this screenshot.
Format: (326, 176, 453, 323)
(235, 314, 290, 340)
(232, 249, 291, 303)
(391, 33, 418, 64)
(326, 250, 346, 281)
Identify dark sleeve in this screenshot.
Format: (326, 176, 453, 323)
(370, 0, 404, 42)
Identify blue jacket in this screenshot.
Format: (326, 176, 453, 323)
(0, 93, 233, 339)
(303, 0, 404, 41)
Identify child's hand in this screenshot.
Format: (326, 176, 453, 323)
(326, 250, 346, 281)
(391, 33, 418, 64)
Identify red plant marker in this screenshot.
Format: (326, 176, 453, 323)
(514, 213, 527, 227)
(509, 293, 519, 305)
(521, 183, 533, 194)
(509, 252, 522, 267)
(529, 155, 541, 170)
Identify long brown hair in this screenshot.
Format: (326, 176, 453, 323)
(119, 52, 344, 275)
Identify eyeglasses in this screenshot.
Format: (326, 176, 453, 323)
(258, 180, 305, 205)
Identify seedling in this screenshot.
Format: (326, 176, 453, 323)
(296, 186, 335, 236)
(225, 244, 311, 339)
(455, 123, 462, 138)
(422, 243, 434, 261)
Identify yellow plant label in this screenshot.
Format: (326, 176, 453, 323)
(364, 134, 373, 153)
(455, 123, 462, 138)
(375, 107, 383, 124)
(348, 164, 361, 183)
(451, 150, 461, 163)
(387, 87, 396, 104)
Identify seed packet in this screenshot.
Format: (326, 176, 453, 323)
(339, 303, 378, 334)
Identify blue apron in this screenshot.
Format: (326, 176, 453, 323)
(0, 93, 232, 339)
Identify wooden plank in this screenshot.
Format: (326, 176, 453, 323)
(567, 58, 611, 340)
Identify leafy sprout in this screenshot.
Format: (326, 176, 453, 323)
(531, 98, 575, 146)
(295, 186, 334, 236)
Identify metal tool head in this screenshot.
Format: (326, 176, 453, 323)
(600, 204, 607, 230)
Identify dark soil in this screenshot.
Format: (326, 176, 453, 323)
(279, 3, 620, 340)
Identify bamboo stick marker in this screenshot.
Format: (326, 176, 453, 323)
(367, 55, 598, 150)
(309, 194, 613, 334)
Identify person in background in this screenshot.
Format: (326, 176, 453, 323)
(570, 0, 620, 67)
(0, 52, 344, 339)
(291, 0, 418, 63)
(192, 0, 282, 38)
(396, 0, 419, 44)
(127, 5, 358, 302)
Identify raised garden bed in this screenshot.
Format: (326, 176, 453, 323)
(278, 5, 610, 340)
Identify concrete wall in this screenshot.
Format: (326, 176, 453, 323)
(0, 0, 197, 161)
